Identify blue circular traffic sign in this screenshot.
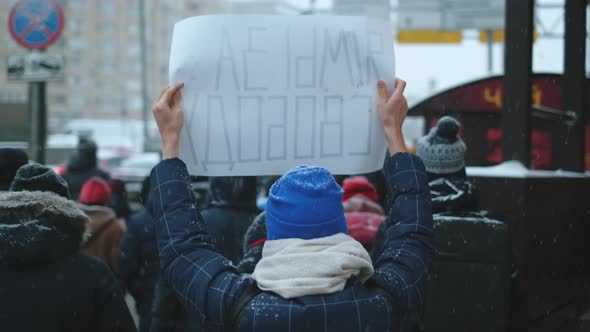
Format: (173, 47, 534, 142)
(8, 0, 64, 50)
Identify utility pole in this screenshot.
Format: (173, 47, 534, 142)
(486, 30, 494, 74)
(554, 0, 587, 171)
(139, 0, 149, 152)
(28, 81, 47, 164)
(502, 0, 534, 166)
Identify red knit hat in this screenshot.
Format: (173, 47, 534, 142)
(79, 177, 112, 206)
(342, 176, 379, 203)
(345, 211, 385, 249)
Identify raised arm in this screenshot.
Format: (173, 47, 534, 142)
(148, 84, 250, 326)
(372, 79, 435, 321)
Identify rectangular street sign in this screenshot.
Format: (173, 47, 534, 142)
(7, 53, 65, 82)
(398, 0, 505, 31)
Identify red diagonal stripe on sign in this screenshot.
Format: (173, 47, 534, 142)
(17, 2, 56, 40)
(18, 23, 37, 40)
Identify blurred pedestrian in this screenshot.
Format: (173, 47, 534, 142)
(119, 177, 159, 332)
(63, 137, 110, 200)
(416, 116, 479, 212)
(0, 148, 28, 191)
(341, 176, 385, 250)
(236, 211, 267, 274)
(203, 176, 258, 264)
(79, 177, 126, 273)
(373, 116, 479, 256)
(414, 118, 513, 332)
(147, 80, 434, 331)
(0, 163, 136, 332)
(109, 179, 132, 221)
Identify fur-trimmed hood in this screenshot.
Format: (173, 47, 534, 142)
(0, 191, 90, 266)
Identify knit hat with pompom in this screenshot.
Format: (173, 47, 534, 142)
(416, 116, 466, 174)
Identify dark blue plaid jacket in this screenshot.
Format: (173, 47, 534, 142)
(149, 153, 434, 332)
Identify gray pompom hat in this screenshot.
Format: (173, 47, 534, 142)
(416, 116, 466, 175)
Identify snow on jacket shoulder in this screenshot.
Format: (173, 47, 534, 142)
(0, 191, 136, 332)
(149, 153, 434, 332)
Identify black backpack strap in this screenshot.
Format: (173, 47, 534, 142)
(228, 282, 261, 331)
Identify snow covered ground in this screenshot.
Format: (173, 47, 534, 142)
(467, 161, 590, 178)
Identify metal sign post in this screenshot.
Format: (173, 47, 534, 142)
(28, 82, 46, 164)
(8, 0, 64, 164)
(502, 0, 534, 166)
(555, 0, 587, 171)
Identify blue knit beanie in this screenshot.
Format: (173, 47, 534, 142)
(266, 165, 347, 240)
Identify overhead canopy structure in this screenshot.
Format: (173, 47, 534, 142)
(397, 0, 505, 31)
(409, 74, 590, 171)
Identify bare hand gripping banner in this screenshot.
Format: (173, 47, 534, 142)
(169, 15, 395, 176)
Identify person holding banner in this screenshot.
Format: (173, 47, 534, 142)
(148, 79, 433, 331)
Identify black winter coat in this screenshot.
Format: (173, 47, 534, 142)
(373, 174, 480, 257)
(429, 175, 479, 213)
(203, 176, 258, 264)
(119, 209, 160, 332)
(236, 212, 266, 274)
(62, 150, 110, 200)
(149, 153, 434, 332)
(0, 191, 136, 332)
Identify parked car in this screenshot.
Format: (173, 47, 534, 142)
(111, 153, 161, 183)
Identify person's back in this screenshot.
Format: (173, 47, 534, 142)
(0, 148, 28, 191)
(79, 177, 126, 272)
(341, 176, 386, 250)
(416, 116, 479, 214)
(201, 176, 258, 264)
(119, 177, 160, 332)
(109, 179, 132, 221)
(416, 116, 510, 331)
(147, 80, 434, 331)
(63, 137, 110, 200)
(0, 164, 135, 332)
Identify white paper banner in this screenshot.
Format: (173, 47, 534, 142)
(169, 15, 395, 176)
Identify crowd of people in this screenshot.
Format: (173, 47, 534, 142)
(0, 78, 482, 331)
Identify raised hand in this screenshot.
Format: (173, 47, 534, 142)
(377, 79, 408, 155)
(152, 83, 184, 159)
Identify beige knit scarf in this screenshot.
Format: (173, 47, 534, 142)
(251, 233, 374, 299)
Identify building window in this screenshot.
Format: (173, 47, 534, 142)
(127, 2, 139, 17)
(128, 24, 139, 35)
(97, 59, 116, 73)
(69, 1, 84, 11)
(68, 95, 86, 107)
(69, 18, 83, 33)
(51, 94, 66, 104)
(126, 80, 141, 92)
(128, 62, 142, 73)
(101, 25, 115, 35)
(100, 42, 115, 56)
(67, 76, 82, 87)
(69, 37, 86, 49)
(99, 3, 116, 16)
(127, 43, 141, 56)
(127, 96, 142, 110)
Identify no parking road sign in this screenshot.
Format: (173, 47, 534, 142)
(9, 0, 64, 50)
